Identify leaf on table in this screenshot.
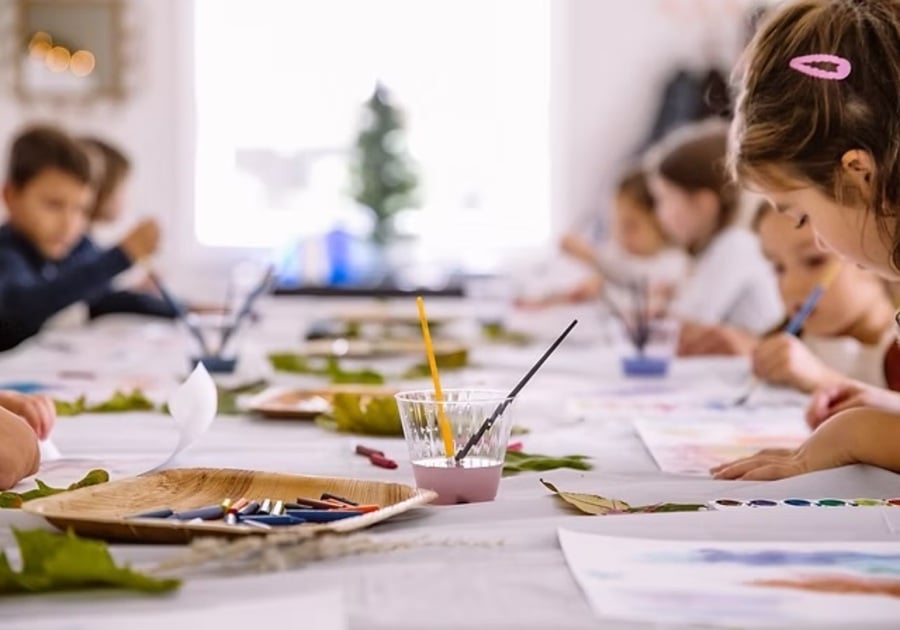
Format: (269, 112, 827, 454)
(87, 389, 155, 413)
(323, 357, 385, 385)
(268, 352, 315, 374)
(216, 379, 269, 415)
(0, 528, 180, 595)
(402, 349, 470, 379)
(540, 479, 631, 515)
(0, 469, 109, 508)
(503, 451, 592, 476)
(54, 390, 156, 416)
(481, 322, 533, 346)
(316, 394, 402, 436)
(268, 353, 385, 384)
(53, 396, 86, 417)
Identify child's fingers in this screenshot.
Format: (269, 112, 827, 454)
(739, 462, 801, 481)
(822, 394, 865, 419)
(712, 453, 792, 479)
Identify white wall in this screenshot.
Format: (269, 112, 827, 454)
(551, 0, 752, 236)
(0, 0, 186, 274)
(0, 0, 757, 293)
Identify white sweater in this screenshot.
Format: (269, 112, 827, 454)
(670, 226, 783, 333)
(804, 330, 895, 388)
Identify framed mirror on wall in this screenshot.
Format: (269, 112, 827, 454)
(14, 0, 125, 103)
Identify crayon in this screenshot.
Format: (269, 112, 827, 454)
(170, 504, 225, 521)
(129, 507, 175, 519)
(258, 498, 272, 514)
(272, 500, 285, 515)
(229, 498, 250, 513)
(238, 500, 260, 515)
(293, 497, 342, 510)
(369, 453, 398, 469)
(285, 509, 363, 522)
(321, 492, 358, 506)
(355, 444, 385, 458)
(241, 514, 305, 526)
(225, 512, 239, 526)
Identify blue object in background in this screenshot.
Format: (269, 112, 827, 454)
(326, 227, 352, 285)
(0, 381, 52, 393)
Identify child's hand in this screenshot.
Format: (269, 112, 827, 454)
(711, 409, 860, 480)
(0, 391, 55, 440)
(119, 218, 161, 262)
(677, 322, 758, 356)
(752, 333, 835, 393)
(805, 380, 900, 429)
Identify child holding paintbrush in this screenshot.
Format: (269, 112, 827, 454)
(712, 0, 900, 480)
(750, 202, 898, 394)
(645, 120, 783, 356)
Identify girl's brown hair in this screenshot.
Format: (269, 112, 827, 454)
(615, 166, 654, 214)
(646, 120, 738, 233)
(81, 136, 130, 223)
(730, 0, 900, 268)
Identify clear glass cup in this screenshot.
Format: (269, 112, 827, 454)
(185, 312, 241, 373)
(618, 316, 680, 377)
(395, 389, 514, 505)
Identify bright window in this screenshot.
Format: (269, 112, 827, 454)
(193, 0, 551, 270)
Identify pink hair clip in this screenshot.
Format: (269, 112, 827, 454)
(789, 54, 851, 80)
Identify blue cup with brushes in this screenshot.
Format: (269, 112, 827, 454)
(603, 281, 678, 378)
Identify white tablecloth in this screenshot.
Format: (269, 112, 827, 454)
(1, 298, 898, 629)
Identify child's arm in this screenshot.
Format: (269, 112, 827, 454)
(752, 333, 844, 393)
(677, 321, 759, 356)
(805, 379, 900, 428)
(0, 406, 39, 490)
(0, 219, 159, 327)
(712, 407, 900, 480)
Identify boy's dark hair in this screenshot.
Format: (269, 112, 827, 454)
(615, 166, 654, 213)
(6, 125, 92, 189)
(81, 136, 131, 222)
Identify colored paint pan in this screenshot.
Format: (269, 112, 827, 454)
(852, 498, 885, 507)
(781, 498, 812, 507)
(711, 499, 744, 508)
(815, 498, 850, 507)
(747, 499, 778, 507)
(886, 498, 900, 506)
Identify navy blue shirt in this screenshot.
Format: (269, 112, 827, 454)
(0, 224, 177, 351)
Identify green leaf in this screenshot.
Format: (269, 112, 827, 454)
(402, 349, 469, 379)
(540, 479, 631, 515)
(625, 502, 709, 514)
(0, 470, 109, 508)
(481, 322, 533, 346)
(268, 353, 385, 384)
(503, 451, 592, 476)
(268, 352, 315, 374)
(216, 379, 269, 415)
(0, 528, 180, 595)
(54, 390, 156, 416)
(53, 396, 86, 416)
(316, 394, 402, 436)
(87, 389, 155, 413)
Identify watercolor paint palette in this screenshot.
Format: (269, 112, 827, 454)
(709, 497, 900, 508)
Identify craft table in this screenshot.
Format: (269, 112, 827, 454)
(1, 298, 898, 629)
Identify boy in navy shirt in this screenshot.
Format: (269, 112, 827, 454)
(0, 125, 176, 351)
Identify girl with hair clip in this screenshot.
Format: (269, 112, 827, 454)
(644, 120, 783, 355)
(714, 0, 900, 480)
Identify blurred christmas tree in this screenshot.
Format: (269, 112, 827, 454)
(349, 83, 420, 246)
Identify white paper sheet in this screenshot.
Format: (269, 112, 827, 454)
(634, 410, 809, 475)
(558, 528, 900, 628)
(12, 364, 217, 490)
